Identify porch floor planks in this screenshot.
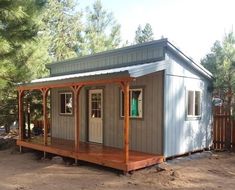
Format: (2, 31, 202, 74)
(17, 138, 164, 172)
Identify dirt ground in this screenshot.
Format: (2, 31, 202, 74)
(0, 148, 234, 190)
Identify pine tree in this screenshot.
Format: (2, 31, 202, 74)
(135, 25, 143, 44)
(0, 0, 46, 132)
(42, 0, 83, 61)
(134, 23, 154, 44)
(83, 0, 121, 54)
(201, 31, 235, 111)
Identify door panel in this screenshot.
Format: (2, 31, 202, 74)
(89, 89, 103, 143)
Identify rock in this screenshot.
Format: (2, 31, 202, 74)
(170, 170, 180, 178)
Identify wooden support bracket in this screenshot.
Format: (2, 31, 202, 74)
(70, 85, 83, 152)
(41, 88, 50, 146)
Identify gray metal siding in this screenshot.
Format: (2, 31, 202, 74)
(104, 71, 163, 154)
(50, 44, 165, 76)
(164, 52, 212, 157)
(51, 88, 87, 142)
(51, 71, 164, 155)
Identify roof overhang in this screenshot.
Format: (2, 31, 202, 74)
(166, 41, 213, 80)
(18, 60, 168, 91)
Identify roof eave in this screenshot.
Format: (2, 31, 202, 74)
(166, 41, 213, 80)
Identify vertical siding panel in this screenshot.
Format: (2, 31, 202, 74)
(155, 72, 162, 153)
(153, 75, 159, 153)
(122, 53, 127, 65)
(147, 76, 153, 153)
(136, 113, 142, 151)
(111, 85, 115, 146)
(141, 78, 147, 152)
(51, 72, 164, 155)
(104, 86, 109, 145)
(169, 76, 174, 156)
(51, 88, 75, 141)
(142, 48, 147, 60)
(79, 88, 85, 142)
(114, 86, 119, 147)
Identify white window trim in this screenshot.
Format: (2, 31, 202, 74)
(59, 92, 73, 115)
(120, 88, 143, 119)
(186, 89, 202, 119)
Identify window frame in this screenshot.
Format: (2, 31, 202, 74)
(120, 87, 143, 119)
(59, 92, 73, 115)
(186, 89, 202, 120)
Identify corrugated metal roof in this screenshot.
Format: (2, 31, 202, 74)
(31, 61, 167, 84)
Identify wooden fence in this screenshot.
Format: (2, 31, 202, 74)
(213, 107, 235, 151)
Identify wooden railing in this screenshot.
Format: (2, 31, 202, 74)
(213, 107, 235, 151)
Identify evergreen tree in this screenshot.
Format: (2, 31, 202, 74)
(201, 31, 235, 110)
(134, 23, 154, 44)
(135, 25, 143, 44)
(0, 0, 46, 132)
(83, 0, 121, 54)
(42, 0, 83, 61)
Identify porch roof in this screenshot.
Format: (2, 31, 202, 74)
(19, 60, 167, 89)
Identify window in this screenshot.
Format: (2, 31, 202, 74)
(187, 90, 201, 118)
(91, 92, 102, 118)
(60, 92, 72, 114)
(120, 88, 143, 118)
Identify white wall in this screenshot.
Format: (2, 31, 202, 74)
(164, 52, 212, 157)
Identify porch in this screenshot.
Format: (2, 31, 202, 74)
(17, 137, 163, 172)
(17, 64, 165, 173)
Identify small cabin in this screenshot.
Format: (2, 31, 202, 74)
(17, 38, 213, 172)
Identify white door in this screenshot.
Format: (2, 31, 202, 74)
(89, 89, 103, 143)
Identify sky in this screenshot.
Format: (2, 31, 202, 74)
(79, 0, 235, 63)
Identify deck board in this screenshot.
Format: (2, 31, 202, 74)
(17, 137, 163, 172)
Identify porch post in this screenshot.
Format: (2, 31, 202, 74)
(71, 85, 82, 152)
(123, 81, 130, 163)
(41, 88, 49, 146)
(18, 90, 24, 141)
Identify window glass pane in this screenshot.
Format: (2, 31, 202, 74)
(92, 102, 98, 109)
(92, 94, 97, 101)
(60, 93, 72, 114)
(97, 93, 101, 101)
(131, 90, 141, 117)
(137, 90, 143, 117)
(65, 94, 72, 113)
(121, 89, 143, 118)
(60, 94, 65, 113)
(187, 91, 194, 116)
(91, 110, 96, 118)
(91, 93, 102, 118)
(195, 91, 201, 116)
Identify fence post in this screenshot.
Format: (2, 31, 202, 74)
(225, 112, 232, 150)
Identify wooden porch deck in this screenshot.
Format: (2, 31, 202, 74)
(17, 137, 164, 172)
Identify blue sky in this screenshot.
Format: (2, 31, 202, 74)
(79, 0, 235, 62)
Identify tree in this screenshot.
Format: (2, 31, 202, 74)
(135, 25, 143, 44)
(201, 31, 235, 110)
(134, 23, 154, 44)
(42, 0, 83, 61)
(83, 0, 121, 54)
(0, 0, 46, 132)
